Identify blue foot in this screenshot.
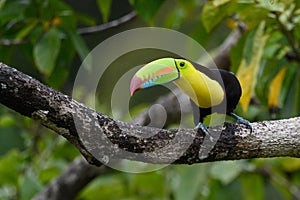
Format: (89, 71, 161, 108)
(194, 122, 214, 142)
(229, 113, 252, 132)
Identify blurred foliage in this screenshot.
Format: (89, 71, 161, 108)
(236, 21, 267, 114)
(0, 0, 300, 199)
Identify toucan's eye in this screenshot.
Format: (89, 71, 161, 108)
(179, 62, 185, 67)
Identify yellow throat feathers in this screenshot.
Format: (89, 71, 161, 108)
(174, 67, 224, 108)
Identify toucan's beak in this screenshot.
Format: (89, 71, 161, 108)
(130, 58, 179, 96)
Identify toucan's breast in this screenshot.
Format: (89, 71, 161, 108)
(174, 70, 225, 108)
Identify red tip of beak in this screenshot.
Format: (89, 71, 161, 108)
(130, 75, 143, 96)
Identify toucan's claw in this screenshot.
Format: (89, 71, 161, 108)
(195, 122, 214, 142)
(229, 113, 252, 133)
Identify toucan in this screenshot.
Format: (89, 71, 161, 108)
(129, 58, 252, 136)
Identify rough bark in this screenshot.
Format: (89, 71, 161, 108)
(0, 63, 102, 166)
(0, 62, 300, 168)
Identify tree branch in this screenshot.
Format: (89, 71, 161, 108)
(77, 11, 137, 35)
(0, 62, 299, 167)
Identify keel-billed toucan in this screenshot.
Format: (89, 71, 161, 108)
(129, 58, 252, 135)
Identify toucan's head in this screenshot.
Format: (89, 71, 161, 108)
(130, 58, 196, 96)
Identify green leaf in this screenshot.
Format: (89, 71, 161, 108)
(230, 32, 248, 73)
(47, 38, 75, 88)
(208, 178, 243, 200)
(129, 0, 165, 24)
(279, 63, 299, 118)
(293, 70, 300, 116)
(0, 0, 28, 26)
(257, 0, 285, 12)
(213, 0, 232, 6)
(97, 0, 112, 23)
(19, 172, 42, 200)
(279, 157, 300, 172)
(33, 27, 61, 76)
(263, 32, 282, 59)
(0, 115, 15, 127)
(50, 0, 73, 11)
(178, 0, 204, 11)
(47, 0, 76, 31)
(275, 3, 296, 31)
(201, 1, 230, 32)
(76, 13, 96, 26)
(16, 21, 38, 40)
(0, 150, 23, 185)
(236, 21, 267, 114)
(38, 158, 67, 184)
(210, 161, 243, 184)
(68, 30, 89, 62)
(163, 7, 186, 29)
(28, 25, 44, 43)
(255, 59, 280, 108)
(130, 171, 165, 198)
(173, 165, 209, 200)
(240, 174, 264, 200)
(0, 127, 24, 156)
(79, 174, 125, 200)
(232, 3, 269, 29)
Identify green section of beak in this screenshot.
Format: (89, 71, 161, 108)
(130, 58, 179, 95)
